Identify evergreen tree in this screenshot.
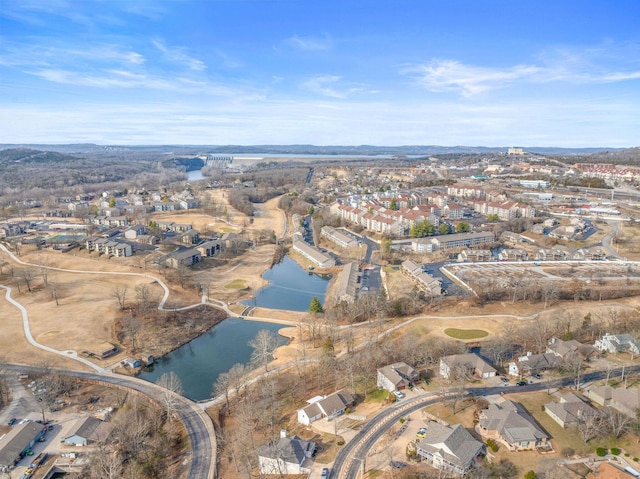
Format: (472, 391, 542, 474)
(309, 296, 323, 314)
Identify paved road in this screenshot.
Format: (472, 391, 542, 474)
(3, 363, 217, 479)
(333, 365, 640, 479)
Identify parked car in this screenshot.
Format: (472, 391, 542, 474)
(321, 468, 330, 479)
(393, 390, 405, 399)
(7, 418, 16, 426)
(391, 461, 408, 468)
(416, 427, 427, 438)
(516, 381, 527, 386)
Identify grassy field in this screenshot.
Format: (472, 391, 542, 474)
(224, 279, 248, 289)
(444, 328, 489, 340)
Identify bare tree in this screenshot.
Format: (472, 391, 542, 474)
(86, 445, 123, 479)
(19, 268, 35, 292)
(249, 330, 279, 372)
(213, 371, 232, 411)
(48, 282, 60, 306)
(134, 284, 155, 315)
(112, 285, 128, 311)
(121, 315, 141, 353)
(576, 409, 602, 442)
(602, 406, 632, 439)
(155, 371, 184, 419)
(228, 363, 248, 400)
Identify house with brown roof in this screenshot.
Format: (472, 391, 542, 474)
(547, 337, 599, 361)
(377, 362, 419, 392)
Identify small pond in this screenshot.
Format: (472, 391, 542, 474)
(242, 256, 330, 312)
(138, 317, 287, 401)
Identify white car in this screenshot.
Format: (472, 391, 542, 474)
(393, 390, 405, 399)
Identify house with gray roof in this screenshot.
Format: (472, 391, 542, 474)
(440, 353, 496, 380)
(544, 393, 599, 428)
(258, 433, 316, 475)
(584, 385, 640, 417)
(377, 362, 419, 392)
(416, 423, 484, 476)
(297, 389, 354, 426)
(508, 352, 562, 377)
(335, 262, 361, 304)
(476, 400, 550, 451)
(63, 417, 104, 446)
(595, 333, 640, 355)
(0, 421, 46, 469)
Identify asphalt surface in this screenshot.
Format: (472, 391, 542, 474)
(332, 364, 640, 479)
(3, 364, 216, 479)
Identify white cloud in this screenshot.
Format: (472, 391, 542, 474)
(301, 75, 365, 99)
(286, 34, 332, 51)
(152, 39, 206, 71)
(403, 60, 541, 97)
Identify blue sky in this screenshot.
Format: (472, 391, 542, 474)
(1, 0, 640, 147)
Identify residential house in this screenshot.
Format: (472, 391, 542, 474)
(85, 237, 132, 257)
(584, 386, 640, 418)
(476, 400, 550, 451)
(439, 353, 496, 380)
(297, 389, 354, 426)
(547, 337, 599, 361)
(258, 433, 316, 475)
(197, 239, 222, 257)
(416, 423, 485, 476)
(413, 232, 495, 253)
(63, 417, 104, 446)
(292, 240, 336, 268)
(401, 260, 442, 296)
(321, 226, 359, 249)
(166, 249, 202, 268)
(444, 204, 465, 219)
(151, 201, 177, 212)
(180, 229, 200, 245)
(136, 234, 159, 245)
(498, 249, 529, 261)
(335, 262, 361, 304)
(544, 393, 599, 428)
(377, 362, 419, 392)
(595, 333, 640, 355)
(124, 224, 147, 240)
(508, 352, 562, 377)
(458, 249, 493, 262)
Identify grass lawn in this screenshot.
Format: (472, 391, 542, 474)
(444, 328, 489, 340)
(366, 388, 393, 403)
(224, 279, 248, 289)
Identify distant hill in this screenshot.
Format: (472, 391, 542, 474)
(0, 144, 631, 156)
(0, 147, 81, 164)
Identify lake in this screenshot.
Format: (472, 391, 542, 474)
(138, 317, 287, 401)
(187, 169, 205, 181)
(242, 256, 330, 312)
